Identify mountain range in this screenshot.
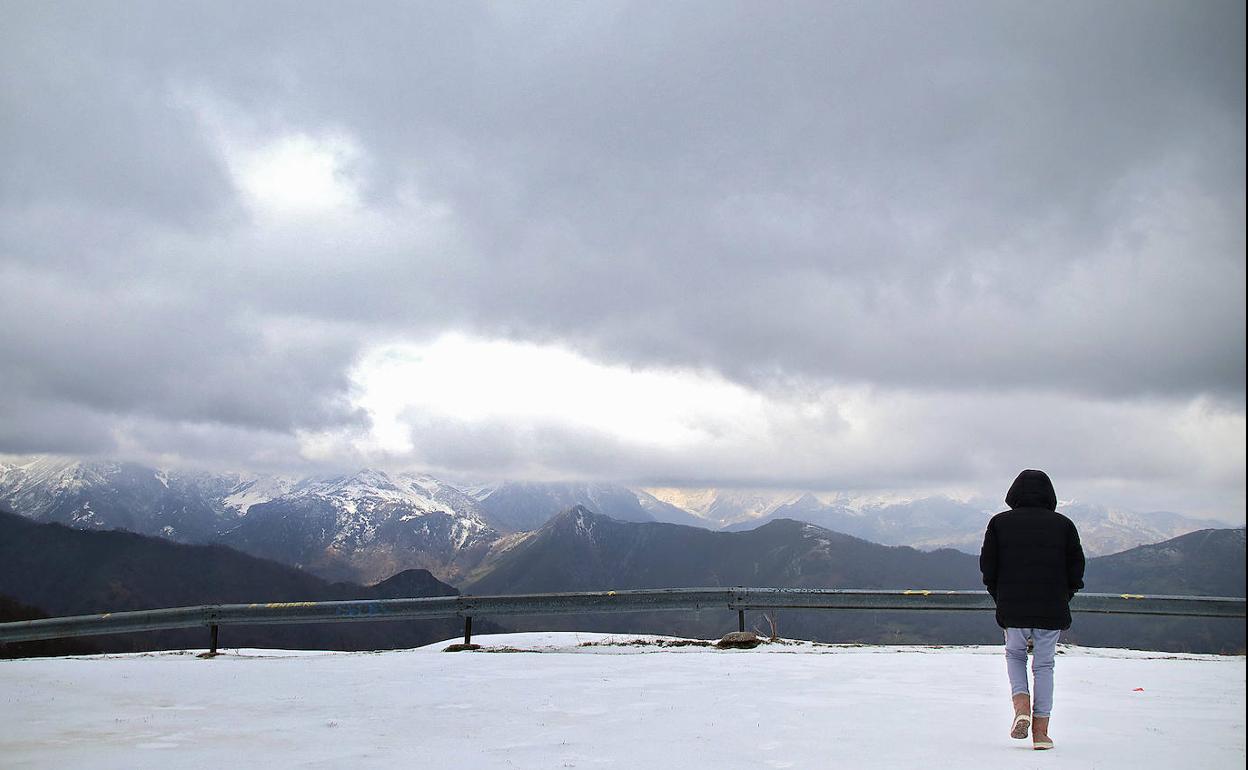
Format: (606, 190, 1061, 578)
(0, 508, 482, 655)
(0, 457, 1236, 588)
(2, 499, 1241, 654)
(715, 492, 1226, 557)
(459, 506, 1245, 653)
(221, 469, 498, 583)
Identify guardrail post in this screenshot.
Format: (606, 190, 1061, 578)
(738, 610, 745, 632)
(209, 624, 219, 656)
(463, 616, 473, 645)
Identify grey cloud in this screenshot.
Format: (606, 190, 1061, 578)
(1, 5, 236, 225)
(0, 393, 118, 455)
(107, 415, 338, 475)
(0, 1, 1243, 511)
(0, 261, 367, 434)
(0, 389, 358, 477)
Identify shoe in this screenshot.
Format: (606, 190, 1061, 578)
(1010, 713, 1031, 740)
(1032, 715, 1053, 749)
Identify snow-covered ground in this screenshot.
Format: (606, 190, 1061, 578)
(1, 633, 1243, 769)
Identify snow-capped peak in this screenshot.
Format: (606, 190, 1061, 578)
(274, 469, 490, 526)
(222, 475, 299, 516)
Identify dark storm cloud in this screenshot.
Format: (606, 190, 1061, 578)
(0, 1, 1243, 498)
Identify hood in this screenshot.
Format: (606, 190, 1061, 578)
(1005, 469, 1057, 511)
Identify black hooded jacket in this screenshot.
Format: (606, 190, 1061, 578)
(979, 470, 1085, 630)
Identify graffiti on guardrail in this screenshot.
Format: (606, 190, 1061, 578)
(335, 602, 386, 618)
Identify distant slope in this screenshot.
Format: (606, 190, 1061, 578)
(0, 509, 478, 654)
(0, 457, 241, 543)
(1084, 527, 1246, 596)
(1070, 528, 1246, 653)
(633, 488, 714, 528)
(465, 506, 981, 595)
(474, 481, 656, 533)
(0, 460, 500, 585)
(643, 487, 799, 528)
(463, 506, 988, 646)
(219, 469, 498, 584)
(719, 494, 1231, 557)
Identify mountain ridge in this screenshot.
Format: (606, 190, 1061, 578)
(0, 508, 476, 653)
(461, 508, 1244, 652)
(1, 457, 1238, 590)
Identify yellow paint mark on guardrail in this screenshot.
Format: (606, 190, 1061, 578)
(1120, 594, 1145, 600)
(607, 591, 617, 596)
(264, 602, 318, 609)
(903, 590, 932, 596)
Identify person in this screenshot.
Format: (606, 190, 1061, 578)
(979, 469, 1085, 750)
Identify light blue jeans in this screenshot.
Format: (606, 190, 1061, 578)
(1005, 628, 1061, 718)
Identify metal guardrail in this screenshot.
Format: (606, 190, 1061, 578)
(0, 589, 1242, 654)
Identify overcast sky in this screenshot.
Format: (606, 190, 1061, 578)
(1, 1, 1243, 520)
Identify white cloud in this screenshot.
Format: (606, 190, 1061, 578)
(349, 333, 790, 454)
(183, 91, 364, 220)
(232, 132, 361, 218)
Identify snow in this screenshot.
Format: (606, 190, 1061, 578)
(1, 634, 1242, 769)
(295, 470, 462, 519)
(70, 501, 95, 524)
(451, 518, 485, 549)
(0, 457, 115, 516)
(572, 508, 597, 541)
(222, 475, 298, 516)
